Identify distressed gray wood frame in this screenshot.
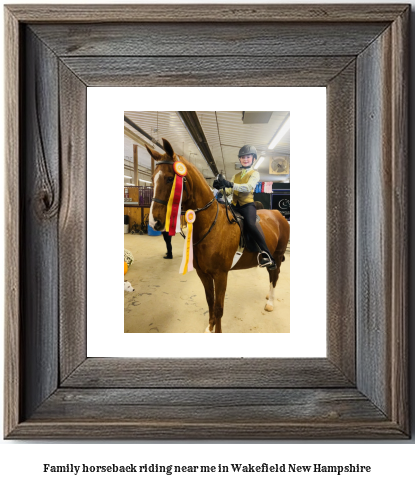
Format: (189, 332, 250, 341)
(4, 4, 409, 439)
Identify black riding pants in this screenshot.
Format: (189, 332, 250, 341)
(235, 202, 273, 257)
(162, 231, 172, 255)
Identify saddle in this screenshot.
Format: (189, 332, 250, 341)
(232, 210, 263, 253)
(219, 202, 267, 268)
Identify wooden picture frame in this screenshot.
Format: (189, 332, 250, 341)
(4, 4, 409, 439)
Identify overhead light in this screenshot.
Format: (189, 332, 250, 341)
(253, 156, 265, 170)
(268, 117, 290, 150)
(124, 183, 134, 186)
(124, 175, 132, 179)
(139, 179, 152, 184)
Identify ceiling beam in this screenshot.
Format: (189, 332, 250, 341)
(124, 115, 164, 150)
(124, 126, 150, 148)
(177, 111, 219, 176)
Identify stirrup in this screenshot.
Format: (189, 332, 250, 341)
(258, 252, 276, 269)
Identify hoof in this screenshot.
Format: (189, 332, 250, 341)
(264, 303, 273, 312)
(205, 325, 214, 333)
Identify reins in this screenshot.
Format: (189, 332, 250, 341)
(221, 190, 238, 225)
(152, 159, 219, 246)
(192, 199, 219, 246)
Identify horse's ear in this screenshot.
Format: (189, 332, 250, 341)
(162, 138, 175, 159)
(145, 144, 162, 161)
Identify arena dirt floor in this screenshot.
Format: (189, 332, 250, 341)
(124, 233, 290, 333)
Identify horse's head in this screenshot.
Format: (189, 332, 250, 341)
(146, 138, 180, 231)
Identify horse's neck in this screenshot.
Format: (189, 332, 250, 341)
(183, 166, 214, 211)
(182, 166, 218, 241)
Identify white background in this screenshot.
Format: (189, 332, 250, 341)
(1, 0, 414, 485)
(87, 86, 326, 357)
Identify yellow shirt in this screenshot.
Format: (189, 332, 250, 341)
(228, 169, 260, 205)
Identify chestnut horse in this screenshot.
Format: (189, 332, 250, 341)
(147, 139, 290, 333)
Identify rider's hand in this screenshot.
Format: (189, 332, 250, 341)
(217, 174, 233, 189)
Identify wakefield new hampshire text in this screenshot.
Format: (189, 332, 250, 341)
(43, 463, 372, 476)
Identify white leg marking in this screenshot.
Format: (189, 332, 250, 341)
(149, 171, 162, 229)
(265, 282, 275, 312)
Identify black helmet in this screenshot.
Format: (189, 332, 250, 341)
(238, 145, 257, 160)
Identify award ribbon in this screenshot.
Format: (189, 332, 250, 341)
(179, 210, 196, 275)
(165, 161, 187, 236)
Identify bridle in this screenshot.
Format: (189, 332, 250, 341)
(151, 160, 188, 206)
(151, 159, 219, 246)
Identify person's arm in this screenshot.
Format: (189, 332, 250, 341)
(232, 171, 260, 193)
(224, 174, 236, 195)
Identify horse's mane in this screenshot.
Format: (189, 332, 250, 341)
(177, 154, 213, 192)
(150, 139, 214, 192)
(150, 140, 215, 202)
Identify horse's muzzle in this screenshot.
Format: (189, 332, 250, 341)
(153, 220, 164, 231)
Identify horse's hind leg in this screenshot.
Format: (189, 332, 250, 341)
(265, 254, 284, 312)
(265, 269, 277, 312)
(196, 268, 215, 333)
(212, 271, 228, 333)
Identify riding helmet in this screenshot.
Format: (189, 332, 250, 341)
(238, 145, 258, 161)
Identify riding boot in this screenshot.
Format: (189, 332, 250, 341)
(258, 252, 277, 270)
(163, 253, 173, 259)
(236, 202, 277, 269)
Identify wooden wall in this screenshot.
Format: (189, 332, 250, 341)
(125, 186, 139, 202)
(124, 206, 150, 226)
(124, 208, 186, 229)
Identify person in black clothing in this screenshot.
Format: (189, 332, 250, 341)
(162, 231, 173, 259)
(213, 144, 276, 269)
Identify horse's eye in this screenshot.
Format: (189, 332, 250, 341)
(167, 177, 174, 183)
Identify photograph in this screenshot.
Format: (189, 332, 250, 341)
(123, 111, 290, 333)
(2, 1, 410, 446)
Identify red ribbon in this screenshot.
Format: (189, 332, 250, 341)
(168, 174, 183, 236)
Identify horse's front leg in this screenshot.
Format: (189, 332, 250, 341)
(196, 268, 215, 333)
(213, 271, 228, 333)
